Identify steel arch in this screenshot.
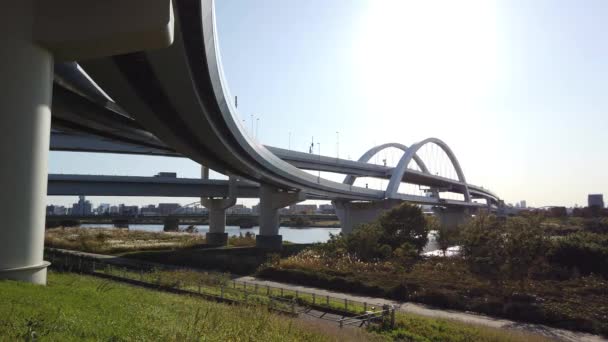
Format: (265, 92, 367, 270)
(342, 142, 429, 185)
(385, 138, 471, 202)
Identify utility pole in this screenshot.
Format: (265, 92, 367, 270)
(235, 95, 238, 108)
(336, 131, 340, 159)
(309, 136, 314, 154)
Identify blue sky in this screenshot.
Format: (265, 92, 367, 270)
(49, 0, 608, 208)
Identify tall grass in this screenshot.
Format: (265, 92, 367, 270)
(45, 227, 205, 254)
(227, 232, 256, 247)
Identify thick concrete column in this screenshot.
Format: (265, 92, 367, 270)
(200, 169, 236, 246)
(0, 1, 53, 285)
(201, 198, 235, 246)
(257, 185, 305, 249)
(333, 199, 403, 234)
(432, 206, 472, 231)
(0, 0, 173, 285)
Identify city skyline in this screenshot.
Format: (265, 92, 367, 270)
(49, 0, 608, 207)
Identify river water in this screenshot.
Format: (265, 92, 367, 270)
(81, 224, 341, 244)
(81, 223, 442, 250)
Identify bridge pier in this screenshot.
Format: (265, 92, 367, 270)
(0, 2, 54, 285)
(200, 170, 236, 246)
(432, 206, 473, 231)
(201, 198, 236, 246)
(257, 185, 305, 249)
(333, 199, 403, 234)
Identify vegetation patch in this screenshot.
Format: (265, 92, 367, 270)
(372, 313, 551, 342)
(258, 205, 608, 336)
(45, 227, 205, 254)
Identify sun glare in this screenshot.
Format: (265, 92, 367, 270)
(354, 0, 500, 117)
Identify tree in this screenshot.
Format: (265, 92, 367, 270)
(344, 223, 385, 261)
(315, 203, 432, 262)
(377, 203, 430, 253)
(436, 225, 460, 256)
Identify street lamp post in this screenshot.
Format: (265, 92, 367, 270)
(336, 131, 340, 159)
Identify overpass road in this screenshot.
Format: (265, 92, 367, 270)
(1, 0, 501, 284)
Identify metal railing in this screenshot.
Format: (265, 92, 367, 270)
(338, 304, 395, 328)
(44, 249, 387, 321)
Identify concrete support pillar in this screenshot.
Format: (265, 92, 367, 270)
(0, 0, 173, 285)
(201, 198, 235, 246)
(0, 1, 53, 285)
(432, 206, 472, 231)
(200, 170, 236, 246)
(333, 199, 403, 234)
(256, 185, 305, 249)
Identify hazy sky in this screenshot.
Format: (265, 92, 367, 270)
(49, 0, 608, 208)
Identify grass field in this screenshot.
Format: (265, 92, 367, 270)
(45, 227, 205, 254)
(0, 272, 551, 341)
(0, 272, 377, 341)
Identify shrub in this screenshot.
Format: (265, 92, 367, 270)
(548, 231, 608, 277)
(460, 214, 550, 283)
(377, 203, 429, 253)
(228, 232, 256, 247)
(314, 203, 431, 262)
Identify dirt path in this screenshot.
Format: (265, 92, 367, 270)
(236, 275, 606, 342)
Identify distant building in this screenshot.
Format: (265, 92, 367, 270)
(46, 205, 66, 216)
(288, 204, 317, 214)
(119, 204, 139, 216)
(520, 200, 527, 209)
(588, 194, 604, 208)
(96, 203, 110, 215)
(226, 204, 252, 215)
(71, 195, 92, 216)
(140, 204, 159, 216)
(109, 205, 119, 214)
(158, 203, 180, 215)
(154, 172, 177, 178)
(318, 204, 335, 214)
(47, 205, 68, 216)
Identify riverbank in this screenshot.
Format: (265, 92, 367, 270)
(258, 212, 608, 337)
(43, 248, 603, 341)
(45, 226, 205, 254)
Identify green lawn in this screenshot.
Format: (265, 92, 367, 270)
(0, 272, 373, 341)
(0, 272, 554, 341)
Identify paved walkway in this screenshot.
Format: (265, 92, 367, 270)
(47, 248, 605, 342)
(236, 275, 606, 342)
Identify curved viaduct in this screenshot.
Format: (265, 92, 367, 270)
(0, 0, 499, 284)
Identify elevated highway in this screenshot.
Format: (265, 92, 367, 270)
(1, 0, 500, 284)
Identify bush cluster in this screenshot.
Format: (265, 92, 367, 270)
(316, 203, 432, 262)
(460, 214, 608, 280)
(548, 231, 608, 277)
